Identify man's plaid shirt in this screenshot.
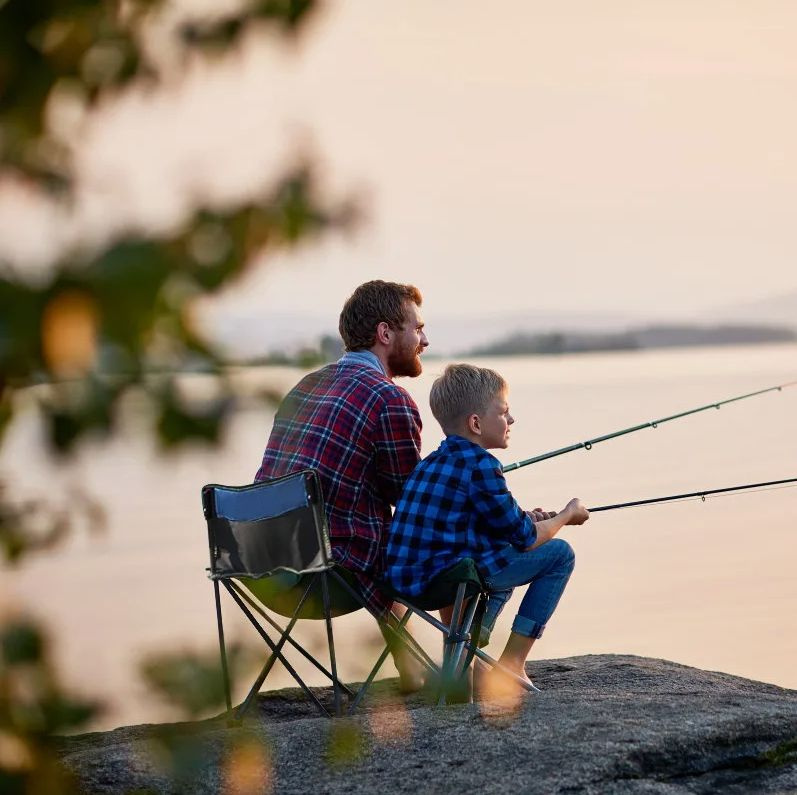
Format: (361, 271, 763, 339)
(384, 435, 537, 597)
(255, 358, 422, 615)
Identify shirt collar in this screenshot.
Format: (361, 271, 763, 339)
(338, 350, 388, 376)
(442, 434, 491, 455)
(442, 436, 503, 471)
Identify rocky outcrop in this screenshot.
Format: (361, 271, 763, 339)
(57, 655, 797, 793)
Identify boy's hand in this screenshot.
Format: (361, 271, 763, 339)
(562, 498, 589, 525)
(528, 507, 557, 522)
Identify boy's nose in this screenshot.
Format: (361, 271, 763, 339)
(507, 414, 515, 425)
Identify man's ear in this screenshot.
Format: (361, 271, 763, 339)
(375, 321, 391, 346)
(467, 413, 481, 435)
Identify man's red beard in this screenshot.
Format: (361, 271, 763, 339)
(388, 342, 423, 377)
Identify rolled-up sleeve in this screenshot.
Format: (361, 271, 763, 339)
(374, 391, 423, 505)
(469, 459, 536, 549)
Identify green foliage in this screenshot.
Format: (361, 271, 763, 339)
(0, 0, 159, 186)
(141, 725, 273, 793)
(0, 0, 354, 789)
(140, 645, 256, 721)
(325, 718, 365, 768)
(0, 618, 99, 794)
(139, 646, 272, 787)
(1, 164, 356, 455)
(179, 0, 318, 50)
(0, 484, 70, 564)
(1, 621, 43, 665)
(0, 0, 321, 185)
(0, 0, 358, 476)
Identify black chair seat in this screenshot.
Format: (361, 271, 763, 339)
(239, 567, 362, 619)
(381, 558, 484, 611)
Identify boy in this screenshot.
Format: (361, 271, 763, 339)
(384, 363, 589, 690)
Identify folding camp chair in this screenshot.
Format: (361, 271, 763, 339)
(202, 470, 437, 722)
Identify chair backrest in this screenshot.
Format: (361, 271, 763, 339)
(202, 470, 333, 579)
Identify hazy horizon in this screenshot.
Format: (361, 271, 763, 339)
(209, 287, 797, 358)
(1, 1, 796, 346)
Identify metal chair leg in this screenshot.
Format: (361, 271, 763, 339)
(224, 580, 331, 717)
(438, 583, 467, 706)
(329, 568, 440, 677)
(233, 575, 320, 719)
(230, 580, 355, 697)
(213, 580, 234, 724)
(319, 572, 342, 717)
(449, 594, 479, 680)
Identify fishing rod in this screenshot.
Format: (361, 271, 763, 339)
(587, 477, 797, 513)
(503, 380, 797, 474)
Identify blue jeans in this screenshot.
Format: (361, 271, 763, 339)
(481, 539, 575, 640)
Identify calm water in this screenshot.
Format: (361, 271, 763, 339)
(3, 343, 796, 730)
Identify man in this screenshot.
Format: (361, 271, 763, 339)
(255, 280, 429, 689)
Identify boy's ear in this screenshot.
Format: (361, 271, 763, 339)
(467, 413, 481, 435)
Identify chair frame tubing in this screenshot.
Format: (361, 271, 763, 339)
(213, 570, 353, 722)
(229, 580, 354, 696)
(392, 592, 539, 702)
(213, 561, 534, 720)
(325, 567, 442, 710)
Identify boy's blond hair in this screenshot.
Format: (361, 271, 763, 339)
(430, 364, 507, 435)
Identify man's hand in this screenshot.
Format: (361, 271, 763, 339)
(562, 498, 589, 525)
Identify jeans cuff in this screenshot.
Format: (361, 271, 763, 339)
(511, 616, 546, 639)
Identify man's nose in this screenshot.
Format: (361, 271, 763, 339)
(420, 331, 429, 348)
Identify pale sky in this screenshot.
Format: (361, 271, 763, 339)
(2, 1, 796, 346)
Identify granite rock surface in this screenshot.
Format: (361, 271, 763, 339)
(57, 654, 797, 794)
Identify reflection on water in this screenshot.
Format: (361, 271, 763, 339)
(3, 344, 796, 730)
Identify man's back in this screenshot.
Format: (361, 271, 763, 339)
(256, 359, 422, 583)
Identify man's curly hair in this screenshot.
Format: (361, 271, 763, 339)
(338, 280, 423, 351)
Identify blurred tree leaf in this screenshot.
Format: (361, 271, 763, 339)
(140, 645, 256, 720)
(0, 618, 99, 794)
(0, 484, 84, 564)
(179, 0, 320, 50)
(325, 718, 365, 768)
(1, 621, 44, 666)
(0, 0, 358, 790)
(155, 383, 231, 449)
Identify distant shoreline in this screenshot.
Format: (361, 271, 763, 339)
(244, 324, 797, 367)
(462, 323, 796, 358)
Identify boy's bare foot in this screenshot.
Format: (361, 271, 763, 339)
(478, 664, 537, 706)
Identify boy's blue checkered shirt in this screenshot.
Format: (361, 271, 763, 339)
(384, 435, 536, 596)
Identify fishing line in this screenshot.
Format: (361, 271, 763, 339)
(610, 482, 797, 510)
(587, 477, 797, 513)
(503, 380, 797, 474)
